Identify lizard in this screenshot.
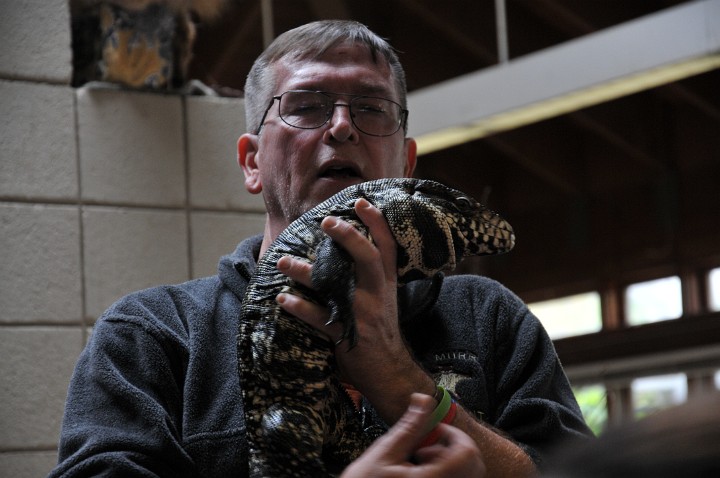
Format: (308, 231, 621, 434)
(237, 177, 515, 477)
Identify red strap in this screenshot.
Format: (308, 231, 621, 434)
(342, 382, 363, 411)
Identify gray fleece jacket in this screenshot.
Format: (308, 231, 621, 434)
(50, 234, 591, 477)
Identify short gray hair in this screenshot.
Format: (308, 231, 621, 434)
(244, 20, 408, 134)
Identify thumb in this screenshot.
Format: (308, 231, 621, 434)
(375, 393, 436, 458)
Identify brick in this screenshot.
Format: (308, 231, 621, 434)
(0, 203, 82, 323)
(186, 95, 266, 212)
(0, 81, 77, 200)
(77, 87, 185, 206)
(0, 326, 84, 449)
(0, 0, 72, 83)
(190, 211, 266, 278)
(83, 206, 189, 318)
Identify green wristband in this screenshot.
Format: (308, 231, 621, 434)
(421, 386, 452, 435)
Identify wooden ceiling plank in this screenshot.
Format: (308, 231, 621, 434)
(307, 0, 351, 19)
(395, 0, 496, 65)
(568, 111, 664, 170)
(658, 83, 720, 121)
(514, 0, 595, 37)
(527, 0, 720, 124)
(209, 1, 262, 82)
(511, 0, 662, 169)
(485, 136, 580, 195)
(407, 1, 720, 153)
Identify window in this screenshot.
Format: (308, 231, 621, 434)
(631, 373, 687, 419)
(625, 276, 682, 326)
(709, 268, 720, 311)
(527, 292, 602, 339)
(573, 384, 607, 435)
(531, 270, 716, 428)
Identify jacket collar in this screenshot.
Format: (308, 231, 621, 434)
(218, 234, 263, 300)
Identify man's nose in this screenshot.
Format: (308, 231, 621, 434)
(330, 103, 353, 124)
(325, 103, 359, 143)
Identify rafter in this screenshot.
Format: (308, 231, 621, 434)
(485, 136, 580, 196)
(307, 0, 351, 19)
(396, 0, 496, 65)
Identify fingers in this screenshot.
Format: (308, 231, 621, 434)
(354, 197, 397, 277)
(412, 424, 486, 477)
(276, 256, 335, 338)
(413, 424, 480, 461)
(276, 255, 312, 287)
(320, 214, 378, 264)
(320, 199, 397, 284)
(341, 393, 485, 478)
(279, 199, 393, 289)
(276, 292, 343, 342)
(366, 393, 437, 460)
(275, 199, 397, 346)
(352, 393, 435, 463)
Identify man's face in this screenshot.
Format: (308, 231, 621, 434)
(240, 43, 417, 238)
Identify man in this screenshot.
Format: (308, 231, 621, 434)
(51, 20, 591, 477)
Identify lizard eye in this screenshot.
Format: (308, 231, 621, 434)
(456, 196, 473, 211)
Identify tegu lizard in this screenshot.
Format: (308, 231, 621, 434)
(237, 178, 515, 477)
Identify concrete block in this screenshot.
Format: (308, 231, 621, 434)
(190, 211, 265, 278)
(0, 203, 82, 324)
(0, 326, 84, 449)
(186, 95, 265, 212)
(0, 451, 58, 478)
(0, 0, 73, 83)
(83, 206, 189, 319)
(0, 81, 78, 200)
(77, 87, 185, 207)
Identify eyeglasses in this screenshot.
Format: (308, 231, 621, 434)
(256, 90, 408, 137)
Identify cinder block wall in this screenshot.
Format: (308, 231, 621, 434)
(0, 2, 265, 476)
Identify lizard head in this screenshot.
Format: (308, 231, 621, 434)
(415, 180, 515, 256)
(384, 179, 515, 283)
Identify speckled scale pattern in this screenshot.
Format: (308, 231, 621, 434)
(238, 178, 515, 477)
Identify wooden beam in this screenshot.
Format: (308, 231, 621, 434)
(555, 312, 720, 369)
(513, 0, 596, 37)
(209, 1, 262, 81)
(396, 0, 496, 65)
(484, 136, 580, 195)
(307, 0, 351, 19)
(408, 0, 720, 154)
(567, 111, 664, 170)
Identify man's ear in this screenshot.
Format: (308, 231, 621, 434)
(238, 134, 262, 194)
(403, 137, 418, 178)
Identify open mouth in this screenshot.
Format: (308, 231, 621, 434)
(320, 165, 361, 179)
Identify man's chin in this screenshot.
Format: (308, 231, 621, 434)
(316, 176, 364, 195)
(294, 178, 365, 218)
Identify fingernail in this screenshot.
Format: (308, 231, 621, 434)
(323, 216, 338, 228)
(276, 293, 286, 304)
(407, 393, 428, 413)
(356, 198, 371, 209)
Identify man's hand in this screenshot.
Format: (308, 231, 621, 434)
(276, 199, 537, 477)
(340, 393, 486, 478)
(276, 198, 436, 423)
